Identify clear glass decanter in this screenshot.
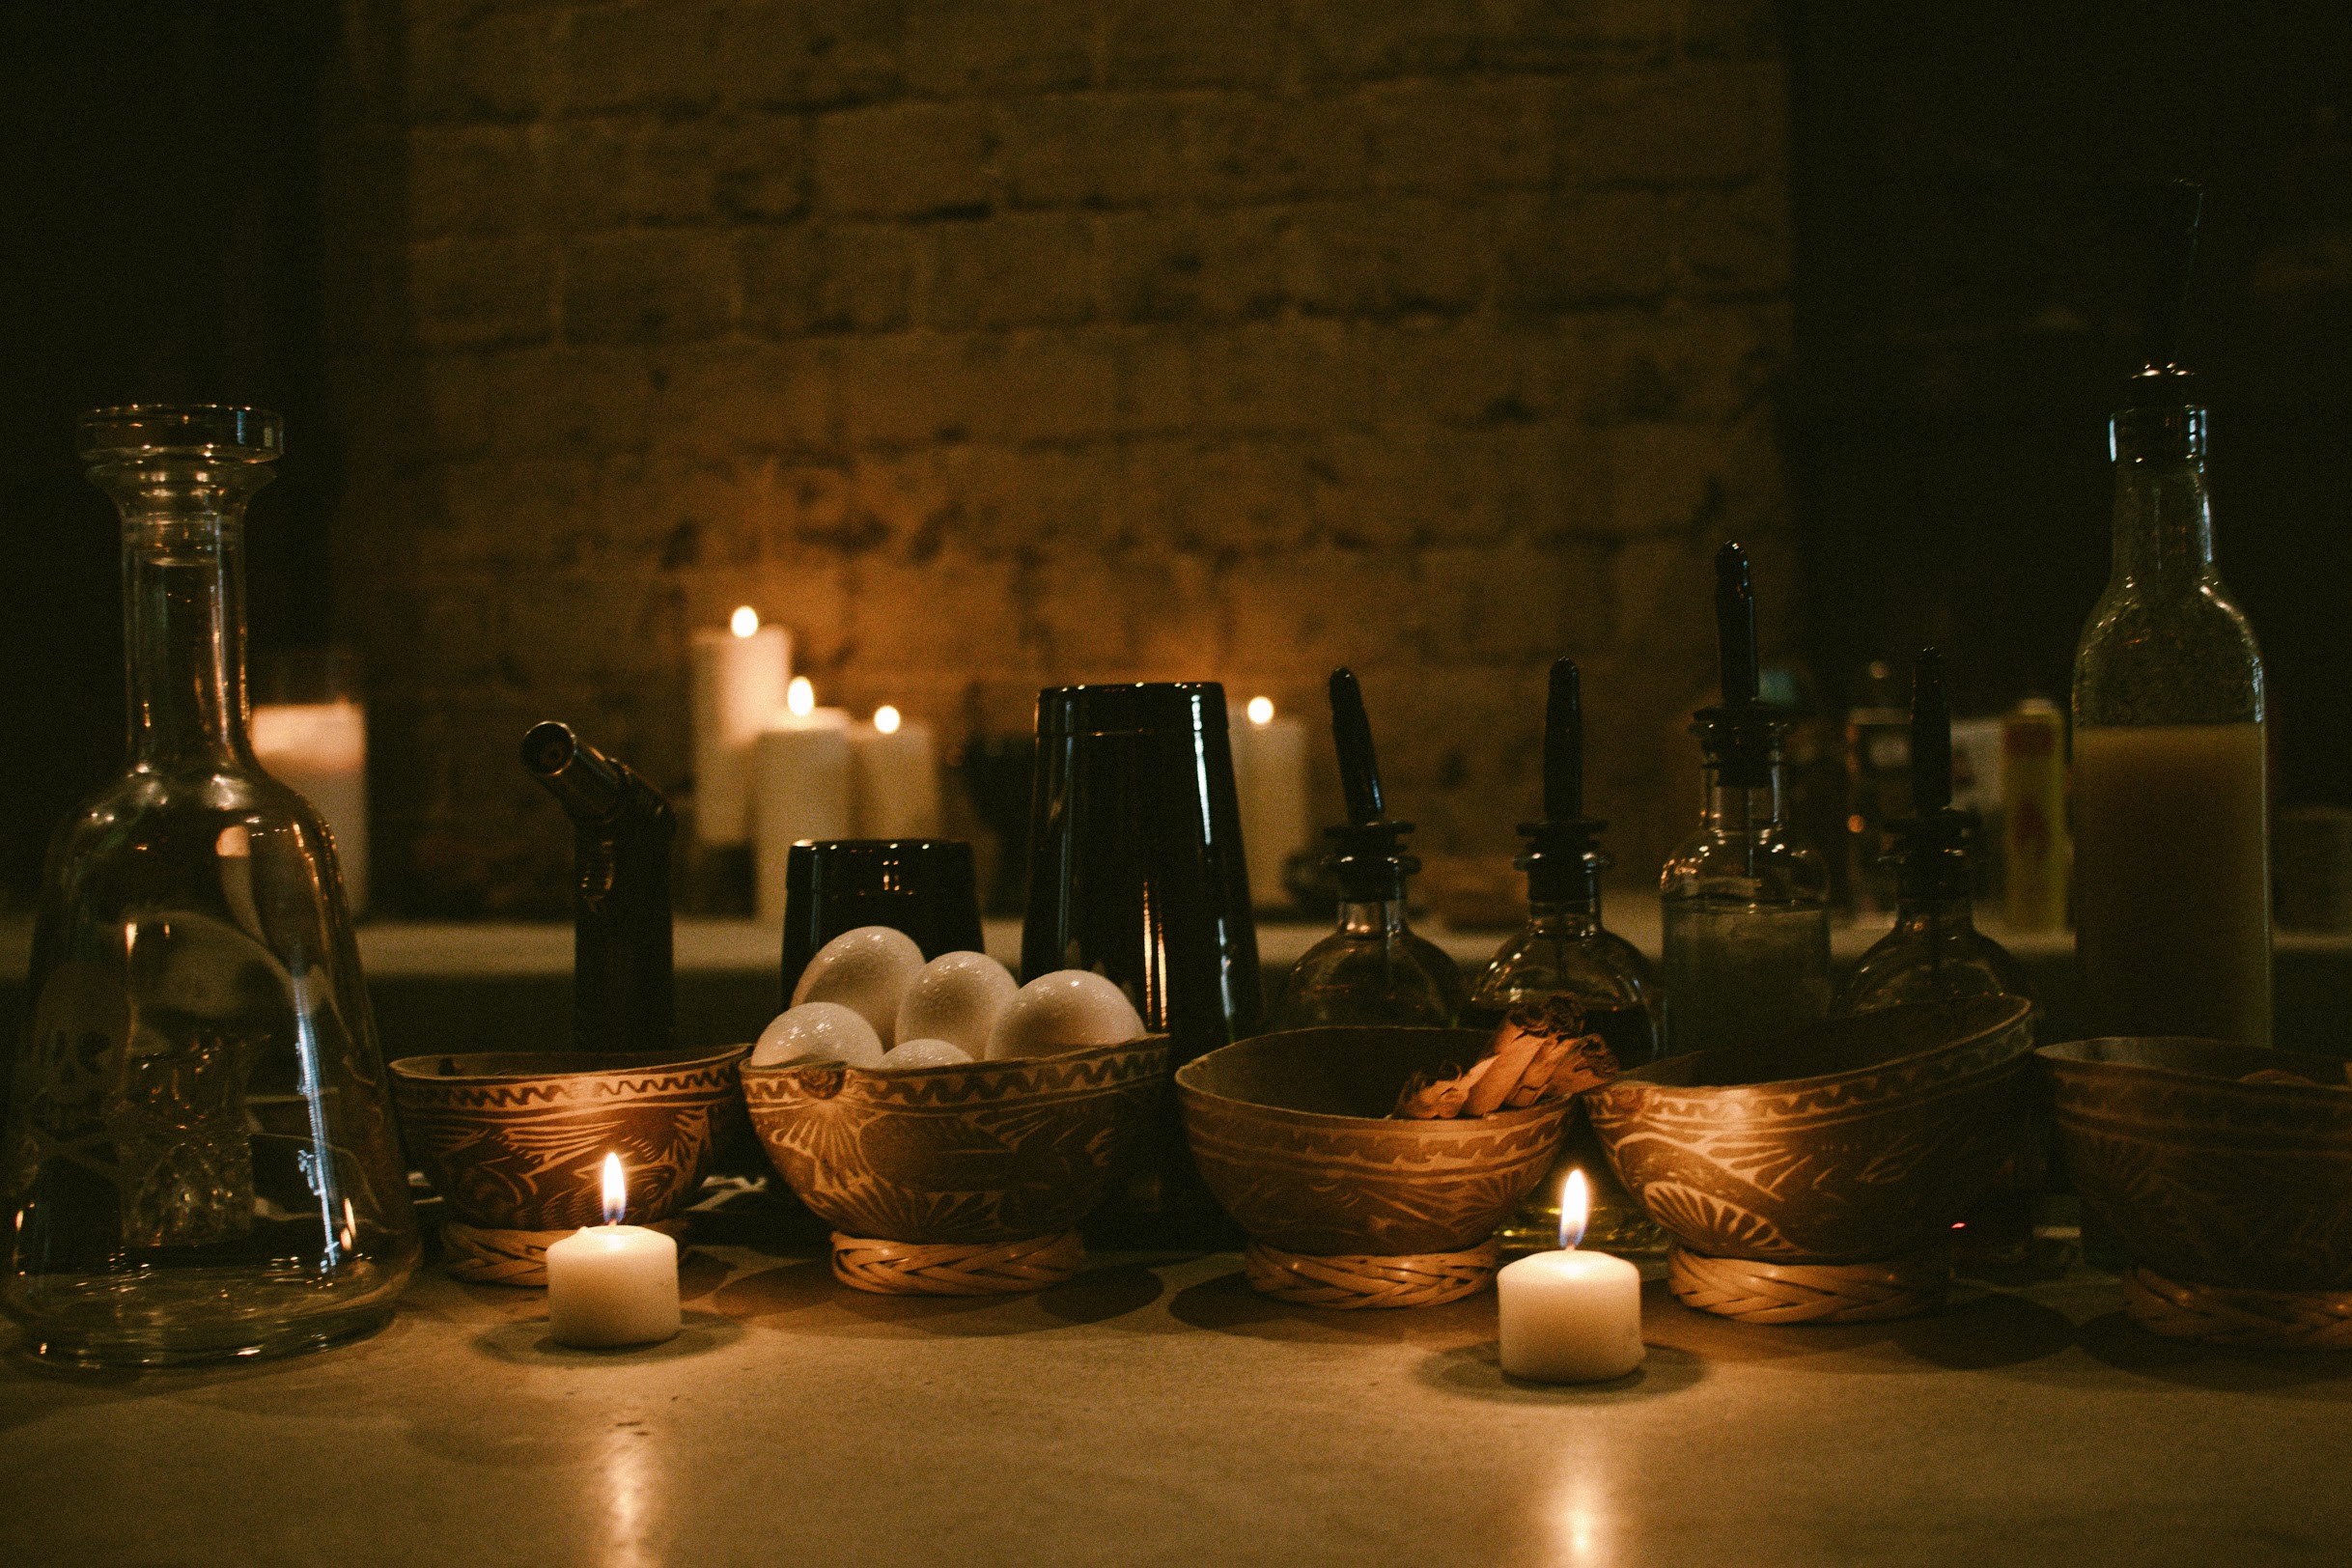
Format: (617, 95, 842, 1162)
(2, 406, 418, 1366)
(1659, 545, 1831, 1056)
(1470, 660, 1663, 1256)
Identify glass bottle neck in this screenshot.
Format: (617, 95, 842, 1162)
(2109, 406, 2215, 591)
(1698, 763, 1786, 834)
(113, 477, 258, 770)
(1890, 895, 1976, 936)
(1524, 898, 1602, 935)
(1338, 898, 1411, 938)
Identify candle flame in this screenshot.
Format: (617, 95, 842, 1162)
(1558, 1168, 1589, 1250)
(1246, 695, 1275, 725)
(602, 1153, 627, 1225)
(730, 606, 760, 638)
(874, 704, 902, 735)
(787, 677, 815, 717)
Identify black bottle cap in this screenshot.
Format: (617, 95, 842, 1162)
(1517, 658, 1610, 904)
(2123, 180, 2203, 409)
(1886, 648, 1975, 903)
(1691, 542, 1786, 788)
(1323, 668, 1417, 901)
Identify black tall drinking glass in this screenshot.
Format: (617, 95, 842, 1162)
(1022, 684, 1262, 1241)
(778, 839, 986, 1009)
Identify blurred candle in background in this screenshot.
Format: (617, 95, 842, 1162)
(1228, 695, 1308, 912)
(752, 677, 853, 923)
(850, 704, 942, 841)
(690, 606, 791, 847)
(253, 647, 370, 914)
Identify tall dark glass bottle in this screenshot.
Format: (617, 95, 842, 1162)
(1468, 660, 1663, 1256)
(1660, 544, 1830, 1056)
(1271, 669, 1466, 1028)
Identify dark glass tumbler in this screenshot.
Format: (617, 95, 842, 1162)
(778, 839, 986, 1009)
(1022, 684, 1262, 1241)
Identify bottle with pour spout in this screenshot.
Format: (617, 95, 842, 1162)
(1835, 649, 2030, 1015)
(1270, 669, 1467, 1028)
(1469, 659, 1665, 1256)
(2072, 181, 2272, 1048)
(1659, 543, 1831, 1056)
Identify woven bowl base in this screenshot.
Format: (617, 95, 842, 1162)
(1667, 1245, 1949, 1324)
(441, 1218, 691, 1288)
(2125, 1265, 2352, 1349)
(830, 1231, 1085, 1296)
(1244, 1240, 1500, 1308)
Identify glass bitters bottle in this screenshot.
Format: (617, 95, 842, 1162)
(1835, 649, 2030, 1014)
(1470, 659, 1664, 1256)
(1271, 668, 1466, 1028)
(2073, 185, 2270, 1047)
(1660, 543, 1831, 1055)
(3, 406, 418, 1366)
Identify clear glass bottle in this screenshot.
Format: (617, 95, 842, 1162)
(1660, 545, 1831, 1056)
(2072, 389, 2270, 1048)
(2, 406, 419, 1366)
(1470, 661, 1662, 1255)
(1271, 669, 1465, 1028)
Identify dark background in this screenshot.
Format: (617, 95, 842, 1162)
(3, 2, 2348, 911)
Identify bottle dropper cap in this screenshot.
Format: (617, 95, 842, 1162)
(1886, 647, 1975, 902)
(2123, 179, 2202, 409)
(1691, 542, 1786, 787)
(1323, 668, 1417, 901)
(1516, 658, 1610, 903)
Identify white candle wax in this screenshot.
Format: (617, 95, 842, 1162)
(545, 1224, 681, 1349)
(1496, 1171, 1643, 1383)
(690, 617, 791, 846)
(1228, 699, 1308, 911)
(251, 699, 370, 914)
(849, 708, 942, 839)
(751, 710, 853, 923)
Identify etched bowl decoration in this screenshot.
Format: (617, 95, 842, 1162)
(1177, 1027, 1575, 1305)
(1584, 995, 2036, 1266)
(742, 1036, 1170, 1246)
(2041, 1037, 2352, 1294)
(389, 1046, 750, 1233)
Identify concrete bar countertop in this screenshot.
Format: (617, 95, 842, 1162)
(3, 1232, 2348, 1566)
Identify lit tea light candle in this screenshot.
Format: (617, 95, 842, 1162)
(690, 605, 791, 848)
(1497, 1170, 1644, 1383)
(850, 702, 941, 840)
(1228, 695, 1309, 910)
(545, 1154, 681, 1349)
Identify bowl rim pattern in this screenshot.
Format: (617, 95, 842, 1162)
(741, 1034, 1170, 1110)
(390, 1043, 750, 1098)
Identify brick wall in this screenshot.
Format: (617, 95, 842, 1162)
(322, 0, 1798, 915)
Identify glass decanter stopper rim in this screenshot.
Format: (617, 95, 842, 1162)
(77, 404, 284, 464)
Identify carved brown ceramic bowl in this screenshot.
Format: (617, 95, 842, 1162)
(1584, 995, 2036, 1265)
(742, 1036, 1170, 1244)
(390, 1045, 750, 1231)
(2042, 1037, 2352, 1292)
(1175, 1027, 1574, 1256)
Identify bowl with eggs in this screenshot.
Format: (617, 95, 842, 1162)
(741, 928, 1169, 1295)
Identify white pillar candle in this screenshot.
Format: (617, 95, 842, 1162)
(251, 699, 370, 914)
(1228, 696, 1309, 910)
(1496, 1170, 1644, 1383)
(690, 608, 791, 846)
(849, 706, 942, 839)
(751, 680, 854, 923)
(546, 1155, 682, 1349)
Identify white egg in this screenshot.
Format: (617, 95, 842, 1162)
(790, 925, 925, 1047)
(749, 1002, 884, 1069)
(986, 970, 1146, 1060)
(878, 1038, 974, 1071)
(894, 951, 1018, 1059)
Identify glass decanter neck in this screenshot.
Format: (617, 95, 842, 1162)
(1697, 763, 1787, 833)
(105, 469, 268, 770)
(1338, 897, 1411, 938)
(1524, 898, 1603, 934)
(2108, 404, 2215, 587)
(1890, 895, 1977, 933)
